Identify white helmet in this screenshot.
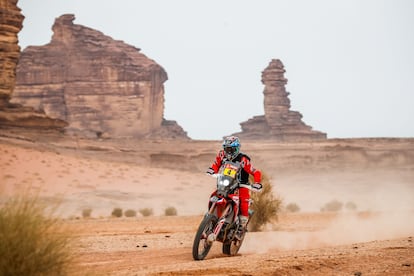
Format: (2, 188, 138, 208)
(222, 136, 240, 160)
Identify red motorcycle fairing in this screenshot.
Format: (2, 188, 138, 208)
(214, 197, 227, 218)
(209, 192, 240, 222)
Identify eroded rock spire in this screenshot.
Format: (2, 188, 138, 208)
(232, 59, 326, 140)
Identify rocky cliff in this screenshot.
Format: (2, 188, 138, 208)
(0, 0, 22, 106)
(232, 59, 326, 140)
(0, 0, 67, 130)
(12, 14, 188, 139)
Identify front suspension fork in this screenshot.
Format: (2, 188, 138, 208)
(208, 204, 231, 242)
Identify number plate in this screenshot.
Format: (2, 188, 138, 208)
(223, 167, 237, 178)
(222, 163, 238, 178)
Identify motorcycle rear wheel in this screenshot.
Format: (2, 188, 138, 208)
(192, 214, 218, 260)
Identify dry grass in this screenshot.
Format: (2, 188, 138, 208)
(0, 193, 74, 275)
(82, 208, 92, 218)
(249, 172, 282, 231)
(139, 208, 153, 217)
(111, 207, 123, 217)
(164, 206, 178, 216)
(124, 209, 137, 217)
(285, 202, 301, 213)
(321, 199, 343, 212)
(345, 201, 358, 211)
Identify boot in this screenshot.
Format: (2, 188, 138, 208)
(239, 215, 248, 229)
(235, 215, 248, 240)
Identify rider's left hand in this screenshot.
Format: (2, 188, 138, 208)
(251, 182, 263, 191)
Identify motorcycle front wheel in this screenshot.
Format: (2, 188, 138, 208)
(222, 227, 246, 256)
(192, 214, 218, 260)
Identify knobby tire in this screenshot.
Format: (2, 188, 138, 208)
(192, 214, 217, 260)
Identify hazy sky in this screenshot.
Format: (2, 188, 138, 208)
(17, 0, 414, 140)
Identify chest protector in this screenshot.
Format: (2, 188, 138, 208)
(226, 153, 250, 184)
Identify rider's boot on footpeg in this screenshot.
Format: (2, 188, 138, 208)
(239, 215, 248, 228)
(236, 215, 248, 240)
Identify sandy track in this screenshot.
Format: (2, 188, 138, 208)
(1, 135, 414, 275)
(67, 215, 413, 275)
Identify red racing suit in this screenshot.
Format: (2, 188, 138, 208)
(209, 150, 262, 217)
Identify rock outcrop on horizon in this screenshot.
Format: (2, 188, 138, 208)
(11, 14, 188, 139)
(232, 59, 326, 140)
(0, 0, 67, 129)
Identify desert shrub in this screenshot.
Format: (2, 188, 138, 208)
(321, 199, 343, 212)
(249, 172, 282, 232)
(285, 202, 301, 213)
(124, 209, 137, 217)
(0, 194, 73, 275)
(111, 207, 123, 217)
(164, 206, 177, 216)
(139, 208, 153, 217)
(82, 208, 92, 218)
(345, 201, 358, 211)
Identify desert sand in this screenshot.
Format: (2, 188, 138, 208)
(1, 131, 413, 275)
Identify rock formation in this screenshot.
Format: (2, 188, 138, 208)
(232, 59, 326, 140)
(0, 0, 66, 129)
(0, 0, 22, 106)
(12, 14, 188, 139)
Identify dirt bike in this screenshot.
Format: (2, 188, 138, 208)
(192, 161, 259, 261)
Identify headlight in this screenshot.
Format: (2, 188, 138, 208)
(222, 179, 230, 186)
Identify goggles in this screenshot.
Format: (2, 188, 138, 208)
(224, 147, 236, 154)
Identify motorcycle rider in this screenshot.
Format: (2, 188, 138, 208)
(206, 136, 262, 232)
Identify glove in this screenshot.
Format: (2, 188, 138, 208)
(251, 183, 263, 191)
(206, 168, 215, 176)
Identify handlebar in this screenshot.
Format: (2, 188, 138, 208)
(206, 173, 262, 192)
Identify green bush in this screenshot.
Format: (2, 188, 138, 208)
(111, 207, 123, 217)
(164, 206, 177, 216)
(139, 208, 153, 217)
(285, 202, 301, 213)
(321, 200, 343, 212)
(124, 209, 137, 217)
(249, 172, 282, 232)
(82, 208, 92, 218)
(0, 194, 73, 275)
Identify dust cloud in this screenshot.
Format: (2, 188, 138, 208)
(276, 169, 414, 213)
(242, 211, 414, 254)
(243, 172, 414, 254)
